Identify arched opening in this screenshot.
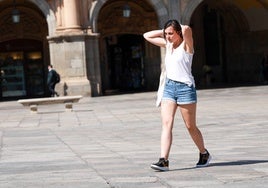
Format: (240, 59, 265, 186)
(0, 0, 49, 100)
(97, 0, 159, 95)
(190, 0, 268, 88)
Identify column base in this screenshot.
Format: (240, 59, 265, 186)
(56, 79, 91, 97)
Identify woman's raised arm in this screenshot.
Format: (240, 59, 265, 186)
(143, 30, 166, 48)
(181, 25, 194, 53)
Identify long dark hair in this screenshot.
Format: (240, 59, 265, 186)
(163, 19, 183, 39)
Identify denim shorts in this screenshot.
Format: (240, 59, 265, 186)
(162, 78, 197, 105)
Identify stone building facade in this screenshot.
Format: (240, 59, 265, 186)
(0, 0, 267, 100)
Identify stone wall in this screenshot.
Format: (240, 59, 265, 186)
(48, 35, 91, 96)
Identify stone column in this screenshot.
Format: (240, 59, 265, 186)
(63, 0, 81, 30)
(47, 1, 98, 97)
(48, 35, 92, 97)
(85, 34, 102, 96)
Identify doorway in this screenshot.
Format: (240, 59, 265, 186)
(203, 6, 227, 84)
(0, 39, 45, 99)
(103, 34, 144, 94)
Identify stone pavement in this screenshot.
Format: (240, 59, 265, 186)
(0, 86, 267, 188)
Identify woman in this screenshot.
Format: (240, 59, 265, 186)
(143, 20, 211, 171)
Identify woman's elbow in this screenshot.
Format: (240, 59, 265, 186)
(143, 32, 149, 39)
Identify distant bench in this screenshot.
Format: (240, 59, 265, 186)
(18, 95, 83, 113)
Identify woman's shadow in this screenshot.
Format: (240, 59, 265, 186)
(168, 160, 268, 171)
(209, 160, 268, 167)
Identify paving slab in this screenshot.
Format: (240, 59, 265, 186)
(0, 86, 267, 187)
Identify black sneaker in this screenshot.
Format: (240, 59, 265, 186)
(151, 158, 169, 171)
(196, 149, 211, 167)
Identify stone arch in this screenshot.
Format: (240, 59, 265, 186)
(0, 0, 56, 36)
(0, 0, 57, 98)
(0, 6, 48, 42)
(182, 0, 250, 31)
(188, 0, 266, 86)
(27, 0, 56, 36)
(90, 0, 168, 32)
(91, 0, 166, 94)
(181, 0, 203, 24)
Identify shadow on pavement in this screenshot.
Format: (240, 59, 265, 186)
(209, 160, 268, 167)
(155, 160, 268, 172)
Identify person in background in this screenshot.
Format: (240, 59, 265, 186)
(47, 64, 59, 97)
(143, 19, 211, 171)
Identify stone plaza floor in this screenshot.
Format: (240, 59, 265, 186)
(0, 85, 267, 187)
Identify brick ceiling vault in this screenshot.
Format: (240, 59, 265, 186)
(257, 0, 268, 9)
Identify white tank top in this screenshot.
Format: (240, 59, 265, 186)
(165, 41, 195, 87)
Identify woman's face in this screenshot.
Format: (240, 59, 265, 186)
(164, 26, 180, 43)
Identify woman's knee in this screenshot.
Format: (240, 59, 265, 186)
(162, 117, 174, 130)
(162, 116, 172, 124)
(186, 124, 200, 135)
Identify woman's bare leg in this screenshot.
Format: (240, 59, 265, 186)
(160, 100, 177, 159)
(179, 103, 206, 153)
